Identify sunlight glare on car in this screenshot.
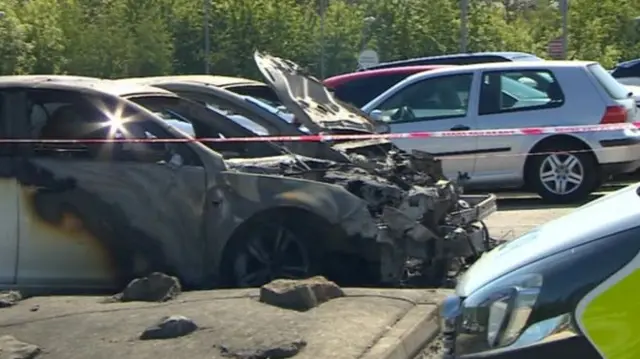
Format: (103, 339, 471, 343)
(95, 102, 131, 138)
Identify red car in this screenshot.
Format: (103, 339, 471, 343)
(323, 65, 455, 107)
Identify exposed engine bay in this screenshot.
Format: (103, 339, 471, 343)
(227, 147, 497, 287)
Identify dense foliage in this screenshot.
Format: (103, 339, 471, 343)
(0, 0, 639, 79)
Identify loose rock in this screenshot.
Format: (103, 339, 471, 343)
(113, 272, 181, 302)
(219, 339, 307, 359)
(259, 276, 344, 311)
(0, 335, 41, 359)
(0, 291, 22, 308)
(139, 315, 198, 340)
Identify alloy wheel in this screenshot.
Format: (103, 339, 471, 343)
(232, 224, 311, 287)
(539, 153, 585, 195)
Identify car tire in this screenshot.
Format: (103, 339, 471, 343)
(527, 142, 598, 204)
(220, 210, 324, 288)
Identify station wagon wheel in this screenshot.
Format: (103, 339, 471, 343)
(527, 141, 598, 204)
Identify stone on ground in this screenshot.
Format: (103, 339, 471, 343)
(0, 335, 41, 359)
(259, 276, 344, 311)
(218, 339, 307, 359)
(139, 315, 198, 340)
(112, 272, 181, 302)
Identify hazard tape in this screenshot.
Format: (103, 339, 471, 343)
(0, 122, 638, 144)
(436, 146, 631, 161)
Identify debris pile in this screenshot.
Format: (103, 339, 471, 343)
(0, 291, 22, 308)
(227, 146, 494, 288)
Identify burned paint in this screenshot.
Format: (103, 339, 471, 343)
(18, 185, 117, 287)
(0, 77, 496, 293)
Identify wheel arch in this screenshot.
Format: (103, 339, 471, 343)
(218, 206, 354, 284)
(523, 134, 597, 187)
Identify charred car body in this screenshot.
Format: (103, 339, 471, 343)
(113, 54, 498, 285)
(0, 76, 496, 293)
(112, 76, 498, 287)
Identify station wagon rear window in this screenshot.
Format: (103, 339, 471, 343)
(588, 63, 631, 100)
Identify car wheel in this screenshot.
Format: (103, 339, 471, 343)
(528, 143, 598, 203)
(223, 216, 321, 288)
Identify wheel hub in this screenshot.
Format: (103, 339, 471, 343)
(232, 225, 311, 287)
(539, 153, 585, 196)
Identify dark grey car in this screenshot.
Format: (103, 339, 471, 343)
(0, 76, 498, 293)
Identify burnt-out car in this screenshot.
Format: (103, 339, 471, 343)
(114, 73, 462, 188)
(0, 76, 496, 293)
(105, 78, 499, 285)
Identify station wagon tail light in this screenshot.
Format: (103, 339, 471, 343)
(600, 105, 628, 124)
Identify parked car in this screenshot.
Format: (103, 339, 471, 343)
(360, 61, 640, 203)
(611, 58, 640, 86)
(0, 75, 500, 293)
(60, 74, 501, 287)
(115, 75, 397, 162)
(115, 75, 504, 284)
(443, 182, 640, 358)
(357, 52, 543, 72)
(119, 75, 285, 108)
(323, 65, 454, 107)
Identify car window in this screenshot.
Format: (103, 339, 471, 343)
(26, 89, 199, 165)
(501, 76, 549, 99)
(243, 96, 311, 134)
(151, 109, 196, 137)
(333, 73, 410, 107)
(171, 90, 275, 136)
(588, 63, 631, 100)
(224, 84, 283, 107)
(374, 73, 473, 123)
(129, 94, 284, 159)
(204, 102, 270, 136)
(478, 70, 564, 116)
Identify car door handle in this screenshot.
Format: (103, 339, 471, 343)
(450, 125, 470, 131)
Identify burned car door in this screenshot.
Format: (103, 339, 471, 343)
(12, 88, 208, 290)
(0, 91, 19, 286)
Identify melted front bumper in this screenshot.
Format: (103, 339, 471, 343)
(375, 193, 498, 285)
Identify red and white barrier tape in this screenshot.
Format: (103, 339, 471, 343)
(1, 122, 638, 144)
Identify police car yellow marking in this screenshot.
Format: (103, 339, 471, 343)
(579, 267, 640, 359)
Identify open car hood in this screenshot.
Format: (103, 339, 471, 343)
(253, 51, 378, 134)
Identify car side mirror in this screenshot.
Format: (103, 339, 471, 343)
(369, 110, 390, 134)
(370, 109, 383, 122)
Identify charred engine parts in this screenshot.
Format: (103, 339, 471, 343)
(226, 148, 497, 288)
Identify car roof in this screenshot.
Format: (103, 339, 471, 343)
(363, 52, 542, 70)
(323, 65, 454, 87)
(0, 75, 175, 98)
(616, 58, 640, 69)
(118, 75, 265, 88)
(401, 60, 595, 79)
